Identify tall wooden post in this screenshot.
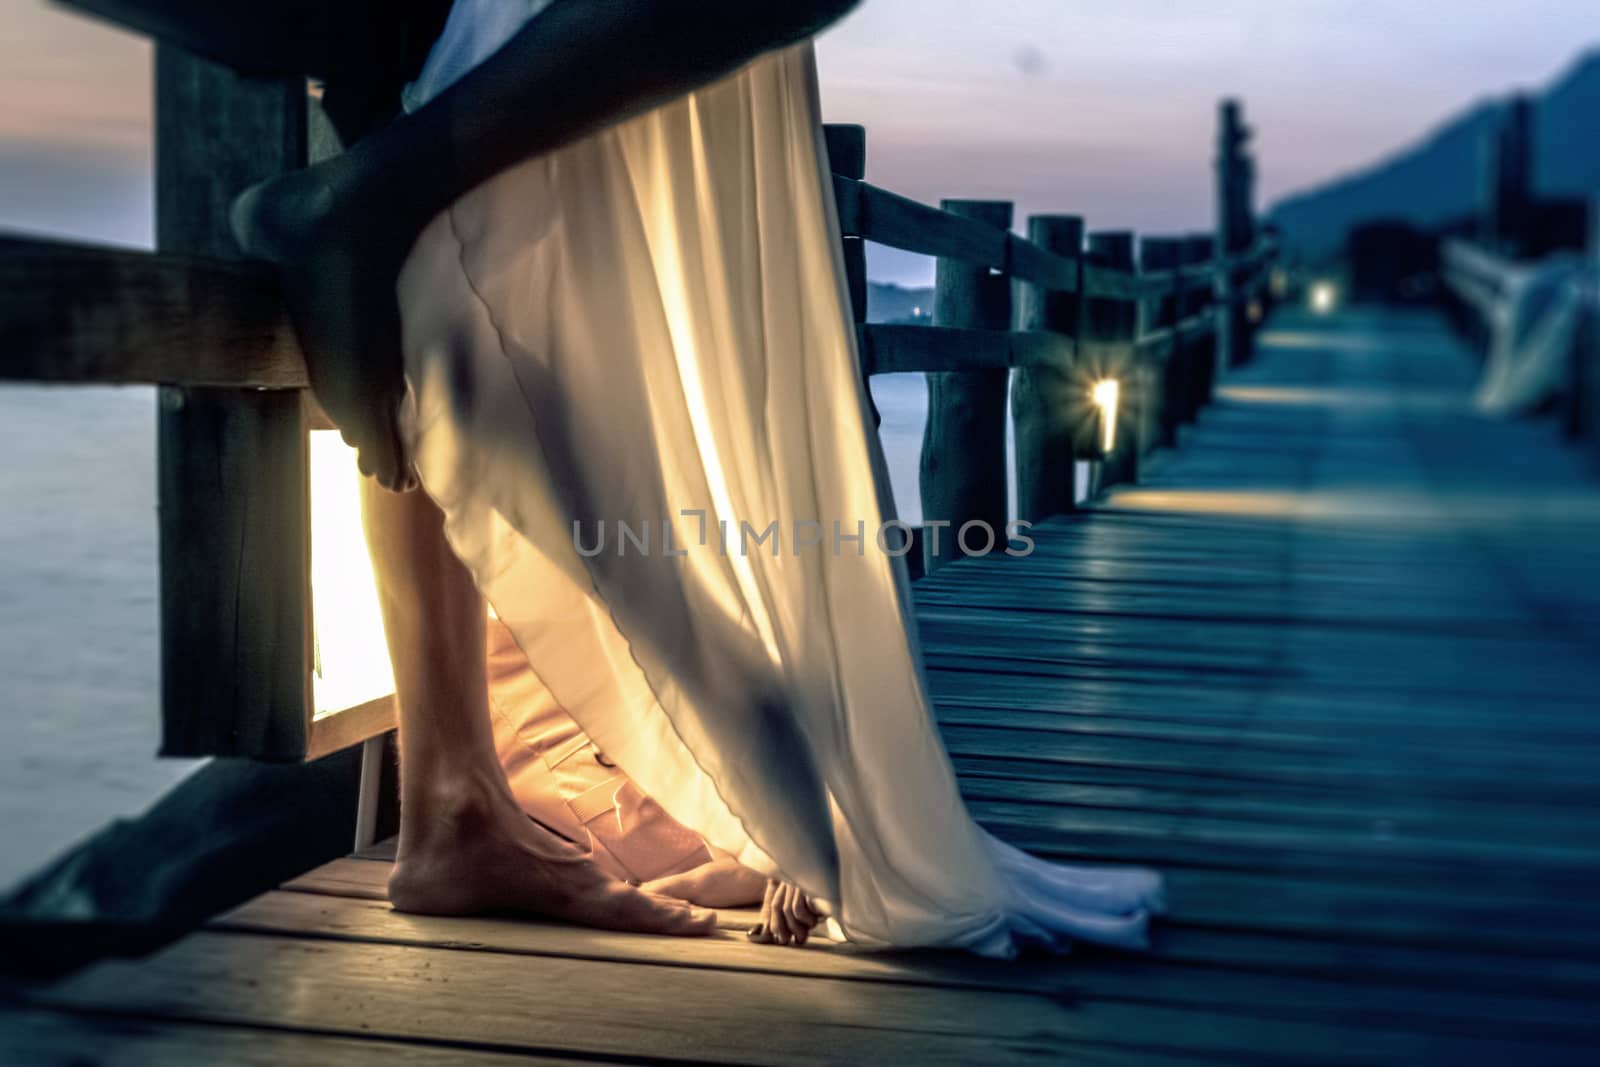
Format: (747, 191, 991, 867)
(824, 124, 871, 371)
(823, 124, 879, 432)
(1086, 231, 1139, 489)
(922, 200, 1013, 570)
(1183, 234, 1217, 412)
(1011, 214, 1084, 524)
(1482, 95, 1534, 258)
(1141, 236, 1182, 449)
(1215, 99, 1255, 373)
(156, 51, 309, 758)
(1573, 196, 1600, 446)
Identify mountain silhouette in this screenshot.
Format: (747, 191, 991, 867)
(1270, 49, 1600, 262)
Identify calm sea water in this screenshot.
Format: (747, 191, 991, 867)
(0, 376, 932, 892)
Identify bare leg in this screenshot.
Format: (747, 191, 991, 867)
(232, 0, 860, 487)
(360, 479, 714, 935)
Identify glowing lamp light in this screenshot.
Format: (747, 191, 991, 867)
(1091, 378, 1121, 457)
(309, 431, 395, 721)
(1309, 280, 1339, 315)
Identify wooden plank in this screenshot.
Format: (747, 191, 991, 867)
(215, 890, 1600, 1040)
(27, 930, 1587, 1064)
(0, 1007, 603, 1067)
(155, 49, 311, 760)
(0, 237, 305, 388)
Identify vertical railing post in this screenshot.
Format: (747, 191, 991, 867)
(823, 124, 874, 420)
(1481, 95, 1534, 258)
(1183, 234, 1217, 413)
(1012, 215, 1084, 524)
(921, 200, 1014, 571)
(1215, 98, 1256, 373)
(1085, 230, 1139, 489)
(1572, 196, 1600, 446)
(1140, 236, 1182, 449)
(156, 50, 310, 758)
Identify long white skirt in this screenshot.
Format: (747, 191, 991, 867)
(397, 8, 1161, 957)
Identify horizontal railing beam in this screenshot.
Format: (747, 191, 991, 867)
(835, 175, 1277, 310)
(860, 324, 1076, 375)
(0, 235, 306, 389)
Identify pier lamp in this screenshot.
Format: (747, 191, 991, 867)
(309, 431, 396, 732)
(1081, 378, 1122, 460)
(1309, 280, 1339, 315)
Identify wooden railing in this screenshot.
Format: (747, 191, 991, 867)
(1440, 238, 1519, 321)
(1441, 235, 1600, 446)
(822, 109, 1274, 571)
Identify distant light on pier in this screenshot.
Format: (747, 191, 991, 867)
(1309, 280, 1339, 315)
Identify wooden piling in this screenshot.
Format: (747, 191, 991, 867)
(1215, 99, 1256, 371)
(1183, 234, 1217, 412)
(1140, 236, 1183, 449)
(1574, 196, 1600, 449)
(823, 124, 879, 433)
(922, 200, 1014, 570)
(155, 51, 309, 759)
(1011, 215, 1084, 524)
(1482, 95, 1535, 258)
(824, 125, 870, 330)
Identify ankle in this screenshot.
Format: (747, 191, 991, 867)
(399, 768, 515, 846)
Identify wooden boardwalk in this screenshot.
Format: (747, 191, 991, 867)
(7, 307, 1600, 1064)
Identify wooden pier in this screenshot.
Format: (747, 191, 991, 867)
(7, 305, 1599, 1064)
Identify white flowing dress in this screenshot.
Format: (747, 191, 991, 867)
(397, 0, 1162, 957)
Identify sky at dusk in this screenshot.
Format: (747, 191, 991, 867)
(2, 0, 1596, 283)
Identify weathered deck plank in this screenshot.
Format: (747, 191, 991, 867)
(9, 308, 1599, 1063)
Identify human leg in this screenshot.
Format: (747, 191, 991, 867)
(360, 479, 714, 935)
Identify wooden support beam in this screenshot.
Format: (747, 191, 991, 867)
(921, 200, 1014, 572)
(0, 237, 304, 389)
(155, 49, 311, 760)
(1011, 214, 1083, 524)
(859, 325, 1073, 375)
(832, 177, 1087, 294)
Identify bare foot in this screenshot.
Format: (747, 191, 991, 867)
(748, 879, 821, 947)
(388, 782, 717, 936)
(230, 167, 415, 491)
